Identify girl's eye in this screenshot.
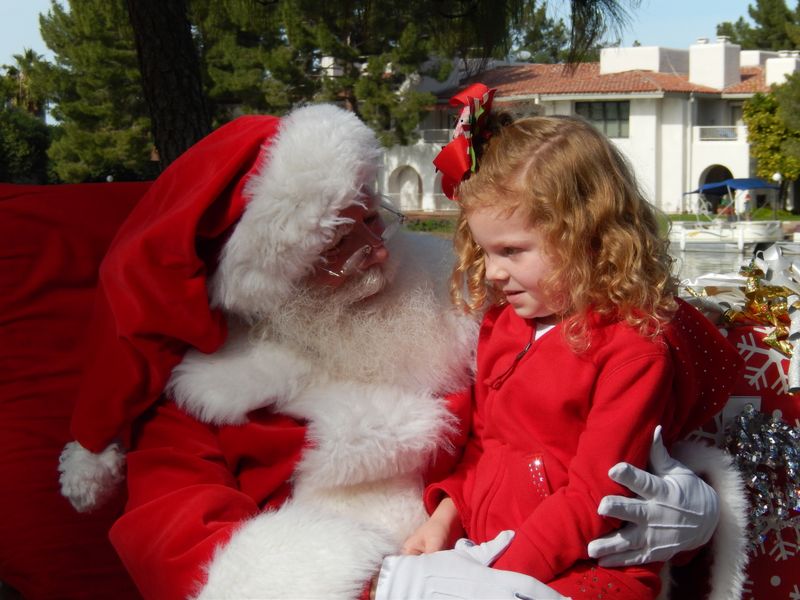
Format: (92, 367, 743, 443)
(501, 247, 519, 257)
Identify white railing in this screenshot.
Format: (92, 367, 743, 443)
(696, 126, 742, 141)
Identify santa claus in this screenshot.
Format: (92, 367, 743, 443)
(54, 103, 746, 599)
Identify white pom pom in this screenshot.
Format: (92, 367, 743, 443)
(58, 441, 126, 512)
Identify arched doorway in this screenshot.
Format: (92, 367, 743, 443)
(700, 164, 733, 187)
(696, 164, 733, 213)
(387, 166, 422, 212)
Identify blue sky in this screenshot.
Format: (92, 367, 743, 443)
(1, 0, 54, 66)
(1, 0, 756, 68)
(617, 0, 755, 47)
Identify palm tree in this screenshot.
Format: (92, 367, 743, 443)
(8, 48, 48, 119)
(567, 0, 638, 63)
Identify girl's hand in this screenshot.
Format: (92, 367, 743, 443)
(402, 497, 462, 554)
(402, 518, 451, 554)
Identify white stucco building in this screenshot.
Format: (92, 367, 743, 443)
(382, 38, 800, 214)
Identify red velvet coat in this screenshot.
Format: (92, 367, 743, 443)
(111, 393, 471, 599)
(426, 300, 742, 600)
(107, 233, 479, 600)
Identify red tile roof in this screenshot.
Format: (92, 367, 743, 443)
(723, 66, 766, 94)
(443, 62, 769, 100)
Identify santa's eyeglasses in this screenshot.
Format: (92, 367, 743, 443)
(316, 196, 406, 279)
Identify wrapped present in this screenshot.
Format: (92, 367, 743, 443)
(681, 244, 800, 598)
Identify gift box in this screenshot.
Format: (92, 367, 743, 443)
(683, 246, 800, 599)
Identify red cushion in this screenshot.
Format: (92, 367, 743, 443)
(0, 183, 149, 599)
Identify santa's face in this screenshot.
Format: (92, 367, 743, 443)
(310, 193, 394, 289)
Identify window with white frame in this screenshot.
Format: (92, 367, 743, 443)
(575, 101, 630, 138)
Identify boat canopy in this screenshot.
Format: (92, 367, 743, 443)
(685, 177, 780, 195)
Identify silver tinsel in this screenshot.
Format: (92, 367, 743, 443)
(723, 403, 800, 550)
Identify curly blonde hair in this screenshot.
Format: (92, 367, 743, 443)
(451, 114, 676, 349)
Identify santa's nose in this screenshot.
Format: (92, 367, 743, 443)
(360, 244, 389, 269)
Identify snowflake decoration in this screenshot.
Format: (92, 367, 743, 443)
(741, 575, 754, 599)
(737, 330, 790, 395)
(686, 396, 761, 448)
(768, 527, 799, 562)
(686, 411, 726, 447)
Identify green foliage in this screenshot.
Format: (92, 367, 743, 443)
(3, 49, 51, 117)
(190, 0, 299, 121)
(514, 3, 571, 63)
(717, 0, 799, 50)
(775, 71, 800, 131)
(1, 51, 52, 182)
(716, 4, 800, 201)
(47, 117, 155, 182)
(405, 217, 457, 233)
(567, 0, 636, 62)
(750, 205, 799, 219)
(353, 76, 435, 146)
(39, 0, 155, 181)
(743, 91, 800, 183)
(0, 75, 12, 104)
(193, 0, 535, 141)
(0, 107, 51, 183)
(10, 0, 638, 181)
(665, 209, 800, 221)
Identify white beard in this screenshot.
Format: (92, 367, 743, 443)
(254, 257, 474, 395)
(169, 233, 478, 426)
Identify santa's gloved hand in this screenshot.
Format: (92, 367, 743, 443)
(375, 530, 566, 600)
(587, 425, 720, 567)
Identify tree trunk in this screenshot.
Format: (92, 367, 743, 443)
(125, 0, 211, 170)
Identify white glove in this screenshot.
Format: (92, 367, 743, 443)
(587, 425, 720, 567)
(375, 530, 567, 600)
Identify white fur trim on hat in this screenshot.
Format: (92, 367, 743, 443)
(58, 441, 125, 513)
(194, 501, 393, 599)
(210, 104, 383, 320)
(670, 440, 750, 600)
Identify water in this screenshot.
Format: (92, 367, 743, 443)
(669, 246, 748, 282)
(421, 232, 755, 282)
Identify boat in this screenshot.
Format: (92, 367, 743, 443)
(669, 219, 785, 252)
(773, 240, 800, 256)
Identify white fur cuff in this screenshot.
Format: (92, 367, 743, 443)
(168, 331, 313, 425)
(195, 501, 394, 599)
(58, 441, 126, 512)
(672, 440, 750, 600)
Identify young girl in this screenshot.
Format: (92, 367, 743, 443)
(401, 114, 741, 599)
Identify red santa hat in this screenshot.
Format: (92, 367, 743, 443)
(58, 103, 383, 512)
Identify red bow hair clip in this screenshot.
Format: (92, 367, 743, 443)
(433, 83, 496, 200)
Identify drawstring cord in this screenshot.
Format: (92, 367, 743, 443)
(488, 327, 535, 390)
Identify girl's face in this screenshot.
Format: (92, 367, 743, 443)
(467, 205, 557, 321)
